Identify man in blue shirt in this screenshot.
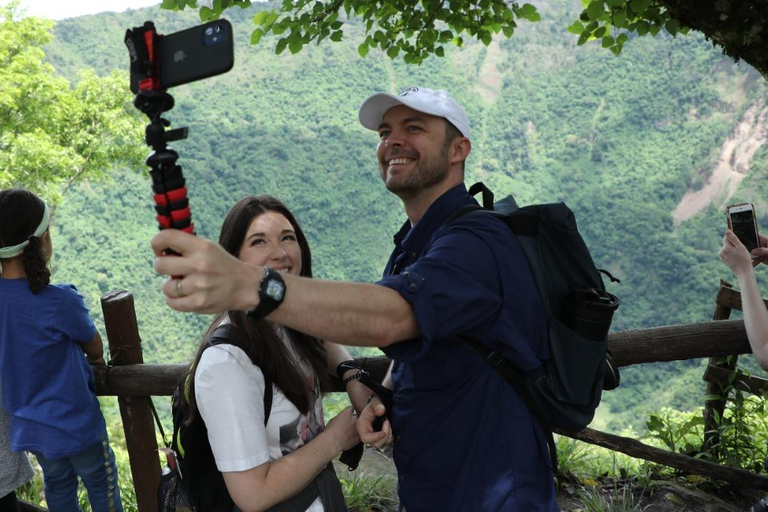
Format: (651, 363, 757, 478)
(153, 86, 558, 510)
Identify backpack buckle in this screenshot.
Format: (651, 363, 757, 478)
(485, 350, 506, 370)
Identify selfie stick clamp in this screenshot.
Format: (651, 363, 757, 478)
(125, 22, 195, 234)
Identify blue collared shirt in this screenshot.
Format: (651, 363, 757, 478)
(377, 184, 558, 511)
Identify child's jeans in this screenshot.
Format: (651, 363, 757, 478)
(34, 435, 122, 512)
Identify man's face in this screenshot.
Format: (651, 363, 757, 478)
(376, 105, 452, 199)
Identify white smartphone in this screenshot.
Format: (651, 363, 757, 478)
(727, 202, 760, 252)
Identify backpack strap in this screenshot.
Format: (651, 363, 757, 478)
(459, 337, 559, 472)
(467, 182, 495, 209)
(208, 324, 273, 424)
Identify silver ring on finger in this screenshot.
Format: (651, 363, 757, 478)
(175, 279, 185, 298)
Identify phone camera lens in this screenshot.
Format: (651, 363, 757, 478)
(205, 27, 214, 36)
(214, 24, 223, 34)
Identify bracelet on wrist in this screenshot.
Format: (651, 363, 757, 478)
(343, 371, 362, 386)
(336, 358, 368, 384)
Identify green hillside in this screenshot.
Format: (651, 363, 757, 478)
(42, 2, 768, 433)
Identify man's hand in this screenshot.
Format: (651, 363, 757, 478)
(357, 396, 392, 448)
(151, 229, 263, 314)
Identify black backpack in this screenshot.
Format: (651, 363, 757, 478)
(447, 183, 620, 470)
(159, 325, 272, 512)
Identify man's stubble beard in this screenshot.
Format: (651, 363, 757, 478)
(379, 145, 452, 200)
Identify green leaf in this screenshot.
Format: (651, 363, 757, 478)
(502, 24, 514, 38)
(288, 40, 303, 54)
(386, 45, 399, 58)
(613, 7, 627, 27)
(629, 0, 651, 14)
(199, 5, 215, 21)
(606, 0, 623, 5)
(601, 34, 614, 47)
(330, 30, 343, 42)
(253, 10, 269, 25)
(577, 30, 591, 45)
(435, 46, 444, 57)
(593, 26, 606, 38)
(250, 28, 264, 45)
(357, 42, 370, 58)
(567, 20, 585, 35)
(665, 18, 679, 36)
(160, 0, 181, 10)
(586, 1, 605, 20)
(517, 3, 540, 22)
(275, 38, 288, 54)
(272, 23, 287, 35)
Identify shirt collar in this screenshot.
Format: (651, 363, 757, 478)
(392, 183, 476, 254)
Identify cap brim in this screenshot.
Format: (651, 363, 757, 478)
(358, 93, 407, 132)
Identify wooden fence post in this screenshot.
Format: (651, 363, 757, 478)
(702, 281, 736, 456)
(101, 290, 160, 512)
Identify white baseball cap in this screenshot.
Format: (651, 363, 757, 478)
(358, 86, 471, 138)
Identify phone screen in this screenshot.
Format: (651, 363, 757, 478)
(730, 209, 759, 252)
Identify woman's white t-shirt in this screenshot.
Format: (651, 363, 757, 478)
(195, 328, 326, 512)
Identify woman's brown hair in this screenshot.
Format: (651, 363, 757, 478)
(183, 195, 329, 424)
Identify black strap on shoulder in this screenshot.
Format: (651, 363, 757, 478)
(459, 337, 559, 473)
(208, 325, 273, 424)
(467, 182, 495, 209)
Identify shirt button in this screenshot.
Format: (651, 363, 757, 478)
(408, 283, 417, 290)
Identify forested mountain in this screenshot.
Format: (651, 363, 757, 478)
(43, 1, 768, 432)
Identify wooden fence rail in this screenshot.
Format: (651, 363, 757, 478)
(90, 318, 754, 397)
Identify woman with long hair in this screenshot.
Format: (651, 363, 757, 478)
(181, 195, 368, 512)
(0, 189, 122, 512)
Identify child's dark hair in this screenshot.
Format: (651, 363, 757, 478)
(0, 189, 51, 294)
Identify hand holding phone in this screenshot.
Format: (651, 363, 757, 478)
(727, 203, 760, 253)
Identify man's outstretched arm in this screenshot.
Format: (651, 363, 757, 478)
(152, 229, 419, 347)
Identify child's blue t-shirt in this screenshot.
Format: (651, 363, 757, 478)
(0, 278, 106, 458)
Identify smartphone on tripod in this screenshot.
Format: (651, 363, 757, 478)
(129, 19, 234, 93)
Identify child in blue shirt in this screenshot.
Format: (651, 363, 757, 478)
(0, 189, 122, 512)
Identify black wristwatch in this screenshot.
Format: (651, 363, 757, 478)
(248, 266, 286, 319)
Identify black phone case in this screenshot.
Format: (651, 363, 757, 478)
(159, 19, 234, 89)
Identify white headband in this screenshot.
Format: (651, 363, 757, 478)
(0, 201, 51, 259)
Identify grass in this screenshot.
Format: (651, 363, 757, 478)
(339, 471, 398, 512)
(577, 483, 649, 512)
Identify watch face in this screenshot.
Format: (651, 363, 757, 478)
(265, 279, 285, 302)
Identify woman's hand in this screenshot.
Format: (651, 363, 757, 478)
(752, 233, 768, 267)
(720, 230, 754, 276)
(324, 407, 360, 453)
